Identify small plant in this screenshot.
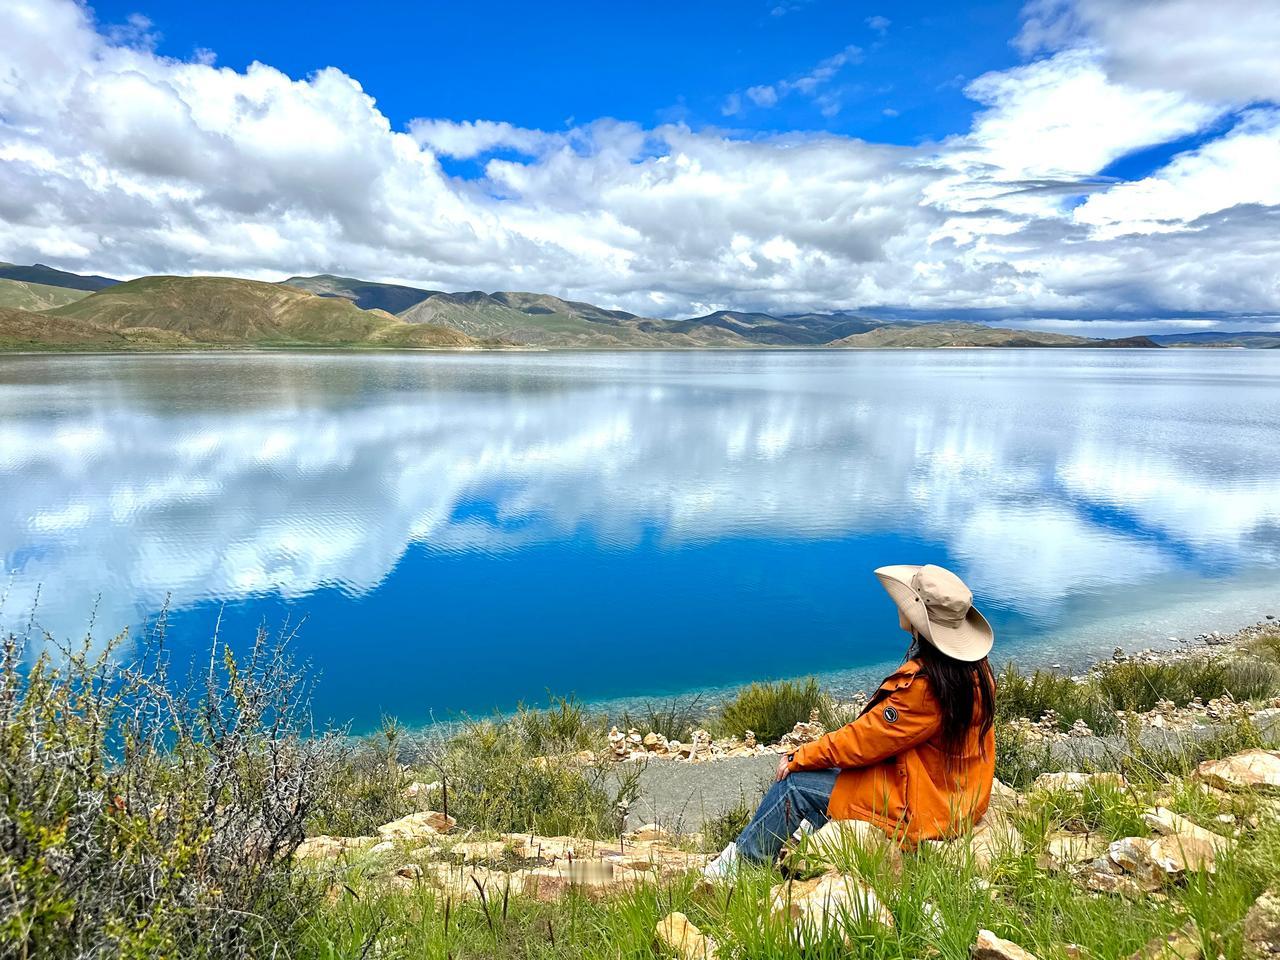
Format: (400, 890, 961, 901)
(1095, 658, 1279, 714)
(423, 699, 637, 838)
(995, 662, 1116, 733)
(712, 677, 825, 744)
(308, 716, 415, 837)
(702, 795, 754, 853)
(619, 694, 706, 742)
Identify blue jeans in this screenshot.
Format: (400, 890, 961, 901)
(734, 768, 840, 864)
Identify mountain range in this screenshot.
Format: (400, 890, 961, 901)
(1, 262, 1275, 352)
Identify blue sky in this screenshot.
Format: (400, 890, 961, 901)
(86, 0, 1025, 146)
(2, 0, 1279, 329)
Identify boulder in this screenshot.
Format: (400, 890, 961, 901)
(1244, 886, 1280, 958)
(972, 929, 1041, 960)
(655, 912, 719, 960)
(769, 870, 893, 945)
(1197, 750, 1280, 792)
(1129, 923, 1201, 960)
(376, 811, 456, 841)
(643, 732, 669, 753)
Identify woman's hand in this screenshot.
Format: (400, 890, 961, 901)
(775, 755, 790, 782)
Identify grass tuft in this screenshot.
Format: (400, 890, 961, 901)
(711, 677, 825, 744)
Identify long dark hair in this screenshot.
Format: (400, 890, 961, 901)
(910, 633, 995, 760)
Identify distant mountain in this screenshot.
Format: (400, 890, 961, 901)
(281, 274, 438, 314)
(830, 322, 1160, 349)
(26, 276, 475, 349)
(0, 262, 120, 292)
(1148, 331, 1280, 349)
(397, 290, 752, 347)
(0, 264, 1250, 353)
(659, 310, 885, 345)
(0, 277, 91, 311)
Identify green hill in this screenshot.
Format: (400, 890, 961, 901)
(0, 262, 120, 292)
(0, 277, 91, 311)
(28, 276, 475, 350)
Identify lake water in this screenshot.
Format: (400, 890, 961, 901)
(2, 350, 1278, 731)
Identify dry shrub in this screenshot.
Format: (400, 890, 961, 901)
(0, 617, 338, 959)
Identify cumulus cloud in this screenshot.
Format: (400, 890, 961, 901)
(0, 0, 1277, 321)
(1018, 0, 1280, 106)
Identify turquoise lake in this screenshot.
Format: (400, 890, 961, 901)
(1, 350, 1278, 731)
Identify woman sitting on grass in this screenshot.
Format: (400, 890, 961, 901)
(705, 563, 997, 877)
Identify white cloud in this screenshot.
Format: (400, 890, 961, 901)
(1019, 0, 1280, 106)
(1074, 108, 1280, 236)
(0, 0, 1277, 321)
(866, 15, 891, 35)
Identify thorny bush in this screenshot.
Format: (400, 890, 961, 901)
(0, 615, 339, 960)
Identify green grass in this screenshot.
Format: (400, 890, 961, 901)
(995, 651, 1280, 737)
(298, 736, 1280, 959)
(710, 677, 826, 744)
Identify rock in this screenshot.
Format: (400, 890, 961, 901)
(608, 726, 627, 759)
(376, 811, 456, 841)
(1075, 858, 1153, 897)
(394, 864, 423, 881)
(970, 810, 1024, 870)
(779, 711, 825, 748)
(1068, 719, 1093, 738)
(989, 778, 1025, 812)
(1142, 807, 1234, 857)
(803, 819, 902, 875)
(1106, 832, 1221, 882)
(1033, 772, 1126, 793)
(643, 732, 669, 753)
(404, 780, 436, 800)
(972, 929, 1041, 960)
(1108, 837, 1174, 885)
(683, 729, 714, 760)
(628, 822, 672, 843)
(655, 912, 719, 960)
(1197, 750, 1280, 792)
(770, 870, 893, 945)
(1244, 886, 1280, 958)
(451, 838, 510, 862)
(294, 835, 374, 860)
(745, 730, 757, 749)
(1040, 832, 1108, 870)
(1129, 923, 1200, 960)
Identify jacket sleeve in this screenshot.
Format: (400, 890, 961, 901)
(788, 677, 941, 772)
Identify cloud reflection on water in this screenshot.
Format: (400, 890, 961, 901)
(1, 351, 1278, 645)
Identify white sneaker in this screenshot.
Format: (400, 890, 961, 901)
(702, 841, 741, 881)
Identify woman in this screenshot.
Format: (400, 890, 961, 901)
(705, 563, 997, 876)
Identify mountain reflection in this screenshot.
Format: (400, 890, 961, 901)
(2, 351, 1279, 644)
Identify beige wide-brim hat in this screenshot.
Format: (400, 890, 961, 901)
(874, 563, 994, 662)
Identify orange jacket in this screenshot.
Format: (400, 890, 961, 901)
(787, 658, 994, 842)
